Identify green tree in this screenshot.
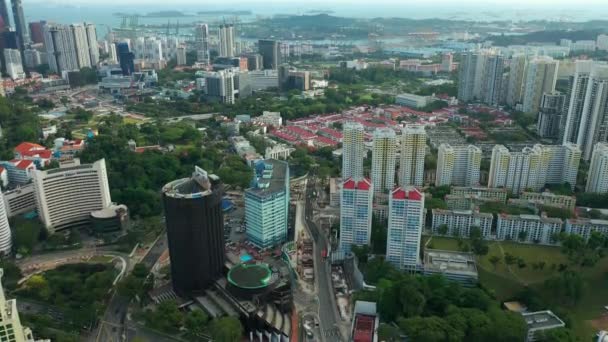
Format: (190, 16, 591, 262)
(184, 309, 209, 338)
(537, 327, 577, 341)
(489, 255, 501, 270)
(210, 317, 243, 342)
(437, 224, 449, 235)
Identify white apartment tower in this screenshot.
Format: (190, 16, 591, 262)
(458, 51, 487, 102)
(506, 54, 527, 107)
(0, 269, 40, 342)
(218, 24, 235, 57)
(33, 159, 112, 233)
(586, 142, 608, 193)
(342, 122, 365, 181)
(386, 187, 424, 272)
(482, 54, 505, 106)
(176, 46, 187, 66)
(522, 56, 559, 114)
(70, 24, 91, 68)
(0, 193, 11, 255)
(399, 125, 426, 187)
(85, 23, 99, 66)
(339, 178, 373, 254)
(435, 144, 481, 187)
(3, 49, 24, 80)
(562, 61, 608, 160)
(371, 128, 397, 197)
(195, 24, 210, 63)
(42, 22, 80, 73)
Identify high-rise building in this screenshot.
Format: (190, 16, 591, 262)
(194, 23, 209, 63)
(506, 54, 527, 107)
(338, 178, 373, 253)
(537, 92, 566, 139)
(85, 23, 99, 66)
(586, 142, 608, 193)
(176, 45, 186, 65)
(457, 51, 487, 102)
(386, 187, 424, 272)
(23, 48, 41, 68)
(441, 52, 453, 72)
(116, 42, 135, 75)
(342, 122, 365, 181)
(0, 0, 9, 30)
(108, 43, 118, 63)
(259, 39, 280, 70)
(562, 61, 608, 160)
(522, 56, 559, 114)
(0, 268, 42, 342)
(371, 128, 397, 198)
(204, 68, 239, 104)
(70, 24, 91, 68)
(245, 159, 290, 248)
(399, 125, 426, 187)
(42, 22, 79, 73)
(598, 34, 608, 51)
(218, 24, 235, 57)
(482, 54, 505, 106)
(3, 49, 24, 79)
(10, 0, 28, 48)
(162, 167, 225, 296)
(435, 144, 481, 187)
(0, 193, 11, 255)
(33, 159, 112, 233)
(28, 21, 44, 44)
(246, 53, 263, 71)
(488, 144, 580, 193)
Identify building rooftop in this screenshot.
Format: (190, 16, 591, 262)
(423, 249, 478, 276)
(522, 310, 565, 331)
(247, 159, 288, 197)
(392, 186, 423, 201)
(163, 166, 221, 199)
(227, 263, 273, 289)
(433, 208, 493, 218)
(343, 177, 372, 191)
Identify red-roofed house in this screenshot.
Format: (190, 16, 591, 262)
(13, 142, 52, 167)
(339, 177, 373, 253)
(0, 159, 36, 184)
(387, 186, 424, 271)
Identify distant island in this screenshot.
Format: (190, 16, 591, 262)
(197, 10, 252, 15)
(305, 10, 335, 15)
(112, 11, 193, 17)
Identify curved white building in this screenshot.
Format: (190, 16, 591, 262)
(0, 193, 12, 255)
(33, 159, 111, 233)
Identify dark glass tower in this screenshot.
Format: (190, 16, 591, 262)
(258, 39, 281, 70)
(162, 167, 225, 296)
(0, 0, 10, 31)
(10, 0, 28, 48)
(116, 42, 135, 76)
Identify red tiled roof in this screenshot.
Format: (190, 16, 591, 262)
(272, 130, 299, 142)
(392, 187, 422, 201)
(22, 149, 52, 159)
(317, 127, 343, 140)
(14, 142, 45, 155)
(315, 136, 338, 147)
(284, 125, 316, 139)
(15, 160, 34, 170)
(353, 314, 375, 342)
(343, 177, 372, 191)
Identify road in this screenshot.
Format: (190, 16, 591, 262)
(304, 177, 342, 341)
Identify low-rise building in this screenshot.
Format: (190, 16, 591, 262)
(423, 249, 478, 286)
(445, 193, 503, 211)
(517, 191, 576, 211)
(496, 214, 562, 245)
(350, 301, 379, 342)
(2, 184, 37, 217)
(253, 111, 282, 127)
(451, 186, 508, 203)
(522, 310, 565, 342)
(431, 209, 493, 238)
(329, 178, 341, 207)
(265, 144, 295, 160)
(565, 218, 608, 241)
(395, 93, 433, 109)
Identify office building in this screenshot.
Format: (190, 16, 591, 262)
(195, 23, 209, 63)
(245, 159, 290, 248)
(562, 61, 608, 160)
(523, 311, 565, 342)
(457, 51, 487, 102)
(522, 56, 558, 114)
(204, 68, 239, 104)
(339, 178, 373, 254)
(0, 269, 44, 342)
(395, 93, 432, 109)
(176, 45, 186, 66)
(218, 24, 235, 57)
(342, 122, 365, 180)
(162, 166, 225, 296)
(432, 209, 493, 238)
(259, 39, 280, 70)
(537, 92, 566, 139)
(23, 49, 41, 68)
(496, 214, 562, 245)
(108, 43, 117, 63)
(506, 54, 527, 107)
(371, 128, 397, 198)
(85, 23, 99, 66)
(42, 23, 79, 73)
(565, 218, 608, 241)
(435, 144, 481, 187)
(116, 42, 135, 75)
(586, 142, 608, 193)
(386, 187, 424, 271)
(70, 24, 91, 68)
(399, 125, 426, 187)
(11, 0, 28, 48)
(482, 54, 505, 106)
(0, 0, 9, 30)
(0, 193, 11, 255)
(3, 49, 24, 79)
(246, 53, 263, 71)
(33, 159, 112, 233)
(28, 21, 44, 44)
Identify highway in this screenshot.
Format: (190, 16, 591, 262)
(304, 176, 343, 341)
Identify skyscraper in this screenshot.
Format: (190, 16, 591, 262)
(537, 92, 566, 139)
(42, 22, 79, 73)
(482, 54, 505, 106)
(586, 142, 608, 193)
(176, 45, 186, 66)
(0, 193, 12, 255)
(85, 23, 99, 66)
(162, 166, 225, 296)
(10, 0, 28, 48)
(70, 24, 91, 68)
(386, 187, 424, 272)
(259, 39, 280, 70)
(522, 56, 559, 114)
(457, 51, 487, 102)
(245, 159, 290, 248)
(195, 23, 209, 63)
(204, 68, 239, 104)
(371, 128, 397, 198)
(0, 269, 40, 341)
(3, 48, 24, 79)
(116, 42, 135, 75)
(435, 144, 481, 187)
(399, 125, 426, 187)
(342, 122, 365, 181)
(28, 21, 44, 44)
(338, 177, 373, 254)
(562, 61, 608, 160)
(506, 54, 527, 107)
(0, 0, 9, 30)
(218, 23, 235, 57)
